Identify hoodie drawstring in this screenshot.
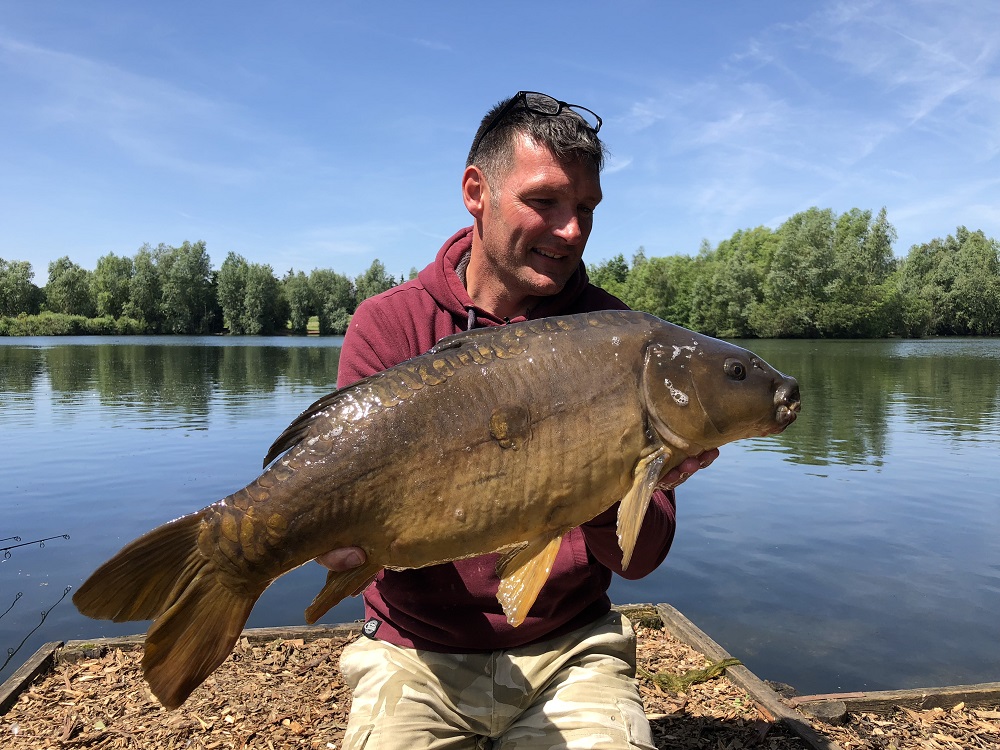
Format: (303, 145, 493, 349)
(466, 307, 477, 331)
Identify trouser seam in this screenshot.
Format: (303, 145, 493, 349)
(489, 649, 499, 739)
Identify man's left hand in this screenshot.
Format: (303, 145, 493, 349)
(658, 448, 720, 490)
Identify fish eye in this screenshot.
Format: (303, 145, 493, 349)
(724, 358, 747, 381)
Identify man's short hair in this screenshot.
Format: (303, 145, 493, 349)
(467, 93, 607, 190)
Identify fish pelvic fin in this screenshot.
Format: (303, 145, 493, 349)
(304, 563, 382, 624)
(617, 448, 668, 570)
(495, 536, 562, 627)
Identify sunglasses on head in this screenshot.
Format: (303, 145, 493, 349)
(469, 91, 602, 159)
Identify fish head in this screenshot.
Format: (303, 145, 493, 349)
(641, 328, 800, 454)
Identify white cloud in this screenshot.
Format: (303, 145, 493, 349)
(606, 0, 999, 258)
(809, 1, 1000, 135)
(412, 37, 452, 53)
(0, 34, 271, 184)
(604, 155, 633, 175)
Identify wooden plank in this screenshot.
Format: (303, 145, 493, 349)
(57, 622, 363, 664)
(791, 682, 1000, 713)
(2, 623, 364, 712)
(0, 641, 62, 715)
(655, 603, 843, 750)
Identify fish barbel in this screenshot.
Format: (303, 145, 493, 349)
(74, 311, 800, 708)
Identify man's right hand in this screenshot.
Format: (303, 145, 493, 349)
(316, 547, 367, 572)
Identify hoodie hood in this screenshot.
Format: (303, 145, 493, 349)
(417, 226, 594, 330)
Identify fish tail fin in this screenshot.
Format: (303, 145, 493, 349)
(142, 572, 259, 708)
(74, 511, 212, 623)
(304, 563, 381, 624)
(73, 510, 263, 709)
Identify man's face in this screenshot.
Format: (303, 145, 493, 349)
(478, 134, 603, 305)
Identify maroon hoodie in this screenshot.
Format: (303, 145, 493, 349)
(336, 227, 677, 652)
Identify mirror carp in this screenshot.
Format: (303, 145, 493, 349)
(74, 310, 800, 708)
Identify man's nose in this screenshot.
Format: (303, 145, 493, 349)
(552, 212, 583, 243)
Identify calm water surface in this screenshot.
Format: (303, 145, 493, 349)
(1, 335, 998, 695)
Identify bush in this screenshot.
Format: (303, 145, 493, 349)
(82, 316, 118, 335)
(115, 316, 147, 335)
(0, 312, 150, 336)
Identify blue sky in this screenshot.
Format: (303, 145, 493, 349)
(2, 1, 998, 283)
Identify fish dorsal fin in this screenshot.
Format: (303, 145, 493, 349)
(262, 370, 391, 468)
(495, 536, 562, 626)
(263, 390, 344, 467)
(617, 447, 668, 570)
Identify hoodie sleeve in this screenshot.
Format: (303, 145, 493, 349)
(579, 488, 677, 579)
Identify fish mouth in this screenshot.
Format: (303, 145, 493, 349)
(771, 378, 801, 433)
(771, 403, 800, 433)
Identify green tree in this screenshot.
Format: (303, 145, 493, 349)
(817, 207, 899, 337)
(309, 269, 355, 335)
(123, 244, 163, 330)
(218, 253, 250, 334)
(588, 253, 630, 300)
(900, 227, 1000, 336)
(947, 228, 1000, 335)
(748, 207, 837, 337)
(217, 253, 286, 335)
(92, 252, 134, 318)
(156, 241, 215, 333)
(45, 256, 96, 317)
(243, 262, 286, 335)
(354, 259, 395, 303)
(690, 228, 776, 337)
(624, 254, 699, 328)
(891, 252, 935, 337)
(0, 258, 42, 316)
(283, 270, 312, 334)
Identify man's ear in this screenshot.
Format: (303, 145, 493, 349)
(462, 165, 488, 219)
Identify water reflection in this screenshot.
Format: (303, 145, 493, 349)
(736, 338, 1000, 467)
(0, 340, 343, 427)
(4, 338, 998, 463)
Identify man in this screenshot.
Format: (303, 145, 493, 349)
(321, 91, 718, 749)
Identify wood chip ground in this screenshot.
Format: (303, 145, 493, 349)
(3, 617, 998, 749)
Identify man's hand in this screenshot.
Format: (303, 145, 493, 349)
(658, 448, 720, 490)
(316, 547, 367, 572)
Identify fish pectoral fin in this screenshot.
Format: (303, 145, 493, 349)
(495, 536, 562, 627)
(617, 448, 668, 570)
(304, 563, 381, 625)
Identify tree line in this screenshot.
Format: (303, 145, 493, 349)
(589, 207, 1000, 338)
(2, 207, 998, 337)
(0, 241, 406, 336)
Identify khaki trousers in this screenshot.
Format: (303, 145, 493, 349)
(339, 611, 654, 750)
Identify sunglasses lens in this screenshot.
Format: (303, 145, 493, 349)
(567, 106, 600, 132)
(525, 92, 561, 115)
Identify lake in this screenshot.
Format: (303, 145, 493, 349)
(1, 334, 998, 696)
